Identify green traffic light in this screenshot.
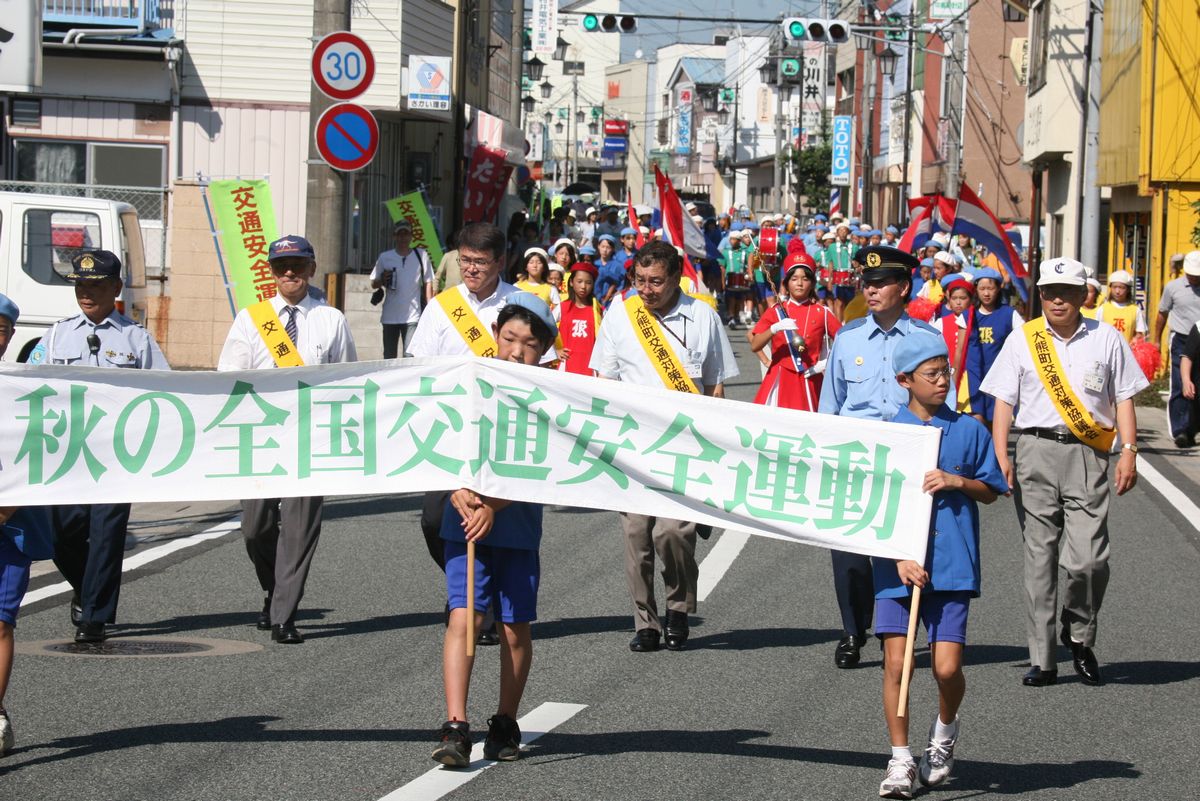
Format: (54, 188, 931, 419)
(582, 13, 600, 32)
(788, 20, 804, 38)
(781, 58, 800, 77)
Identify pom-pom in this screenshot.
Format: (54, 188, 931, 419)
(906, 297, 939, 323)
(1130, 339, 1162, 382)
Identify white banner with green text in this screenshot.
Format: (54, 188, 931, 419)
(0, 359, 939, 562)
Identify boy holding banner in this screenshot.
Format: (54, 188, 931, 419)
(875, 335, 1008, 799)
(432, 293, 557, 768)
(218, 235, 357, 645)
(981, 258, 1147, 688)
(589, 241, 737, 653)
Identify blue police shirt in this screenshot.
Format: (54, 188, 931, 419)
(440, 499, 543, 551)
(873, 405, 1009, 598)
(28, 310, 169, 369)
(818, 313, 940, 420)
(595, 258, 627, 305)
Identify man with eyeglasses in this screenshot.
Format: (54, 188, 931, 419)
(590, 241, 737, 653)
(818, 244, 942, 670)
(218, 235, 357, 644)
(981, 258, 1147, 687)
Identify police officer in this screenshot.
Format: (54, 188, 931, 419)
(817, 245, 941, 668)
(28, 250, 169, 643)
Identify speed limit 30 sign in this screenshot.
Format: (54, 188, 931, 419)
(312, 31, 375, 100)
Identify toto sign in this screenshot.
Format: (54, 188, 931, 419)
(831, 115, 852, 186)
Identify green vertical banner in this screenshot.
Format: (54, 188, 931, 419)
(385, 192, 445, 266)
(208, 180, 280, 310)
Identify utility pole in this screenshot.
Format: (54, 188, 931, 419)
(1077, 0, 1102, 267)
(862, 40, 875, 222)
(901, 0, 915, 213)
(571, 72, 579, 185)
(305, 0, 351, 276)
(943, 17, 966, 199)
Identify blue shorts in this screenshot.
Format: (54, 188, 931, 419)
(833, 285, 856, 302)
(874, 591, 971, 644)
(444, 541, 540, 624)
(0, 536, 33, 627)
(754, 282, 773, 301)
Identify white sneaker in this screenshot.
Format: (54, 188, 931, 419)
(0, 709, 14, 756)
(879, 756, 917, 799)
(919, 715, 960, 786)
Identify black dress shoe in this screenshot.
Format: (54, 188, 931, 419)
(664, 611, 689, 651)
(271, 623, 304, 644)
(1061, 629, 1102, 685)
(1022, 666, 1058, 686)
(476, 627, 501, 647)
(70, 594, 83, 627)
(1175, 434, 1192, 449)
(74, 622, 106, 644)
(835, 635, 863, 669)
(256, 596, 272, 631)
(629, 629, 660, 652)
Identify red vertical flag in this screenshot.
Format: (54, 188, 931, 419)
(652, 164, 702, 288)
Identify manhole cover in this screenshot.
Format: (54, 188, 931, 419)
(17, 636, 263, 659)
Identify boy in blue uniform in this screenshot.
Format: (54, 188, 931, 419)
(875, 335, 1008, 799)
(965, 267, 1022, 429)
(432, 293, 557, 768)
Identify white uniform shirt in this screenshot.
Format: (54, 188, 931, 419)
(979, 316, 1148, 429)
(589, 291, 738, 391)
(406, 281, 519, 358)
(218, 293, 357, 370)
(370, 247, 432, 325)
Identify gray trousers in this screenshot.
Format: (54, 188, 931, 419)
(1013, 435, 1111, 669)
(242, 496, 324, 627)
(620, 513, 698, 633)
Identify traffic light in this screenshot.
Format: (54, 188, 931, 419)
(581, 13, 637, 33)
(782, 17, 850, 44)
(884, 13, 905, 41)
(780, 58, 801, 79)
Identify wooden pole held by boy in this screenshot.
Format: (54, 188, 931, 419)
(896, 585, 922, 717)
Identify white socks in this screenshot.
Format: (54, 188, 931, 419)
(933, 715, 959, 741)
(891, 745, 913, 761)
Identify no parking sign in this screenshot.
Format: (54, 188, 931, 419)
(314, 103, 379, 172)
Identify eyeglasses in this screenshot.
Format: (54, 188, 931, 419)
(460, 256, 497, 270)
(915, 368, 952, 383)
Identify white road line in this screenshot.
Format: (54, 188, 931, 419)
(697, 529, 751, 602)
(20, 516, 241, 608)
(377, 702, 587, 801)
(1139, 458, 1200, 535)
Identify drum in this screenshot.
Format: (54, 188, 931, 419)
(759, 227, 779, 265)
(726, 272, 750, 290)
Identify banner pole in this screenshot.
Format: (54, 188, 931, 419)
(896, 584, 922, 718)
(465, 540, 476, 658)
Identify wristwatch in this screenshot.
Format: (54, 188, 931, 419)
(1121, 443, 1139, 454)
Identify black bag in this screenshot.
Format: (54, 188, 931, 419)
(370, 287, 385, 305)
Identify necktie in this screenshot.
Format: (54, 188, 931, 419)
(283, 306, 299, 347)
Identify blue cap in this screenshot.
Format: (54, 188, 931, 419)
(940, 272, 974, 292)
(973, 267, 1003, 284)
(503, 291, 558, 341)
(814, 214, 828, 221)
(893, 333, 949, 375)
(66, 250, 123, 281)
(0, 292, 19, 323)
(730, 222, 744, 232)
(868, 229, 883, 238)
(268, 235, 315, 261)
(578, 244, 597, 256)
(597, 234, 618, 245)
(886, 225, 900, 234)
(849, 218, 861, 226)
(816, 224, 828, 232)
(745, 221, 760, 231)
(920, 257, 935, 267)
(620, 227, 637, 237)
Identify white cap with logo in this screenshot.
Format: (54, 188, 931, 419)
(1036, 257, 1088, 287)
(1184, 250, 1200, 277)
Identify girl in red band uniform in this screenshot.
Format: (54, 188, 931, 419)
(749, 252, 841, 411)
(554, 262, 602, 376)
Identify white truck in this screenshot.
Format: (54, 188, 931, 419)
(0, 191, 147, 362)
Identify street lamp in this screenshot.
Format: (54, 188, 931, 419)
(540, 80, 553, 99)
(575, 109, 585, 124)
(588, 121, 599, 135)
(759, 60, 777, 85)
(702, 89, 718, 113)
(525, 55, 546, 81)
(879, 46, 899, 78)
(521, 94, 536, 114)
(717, 105, 730, 126)
(553, 35, 569, 61)
(555, 121, 564, 134)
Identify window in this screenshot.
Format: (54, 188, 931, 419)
(23, 209, 102, 286)
(15, 140, 86, 183)
(13, 139, 164, 188)
(1027, 0, 1049, 94)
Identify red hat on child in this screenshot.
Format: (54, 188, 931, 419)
(568, 261, 598, 278)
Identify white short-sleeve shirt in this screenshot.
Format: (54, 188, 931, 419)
(370, 247, 432, 325)
(406, 281, 518, 358)
(589, 291, 738, 391)
(979, 316, 1148, 429)
(218, 293, 357, 370)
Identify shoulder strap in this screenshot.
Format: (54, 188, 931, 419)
(625, 294, 698, 393)
(247, 300, 304, 367)
(1021, 318, 1115, 450)
(434, 286, 498, 357)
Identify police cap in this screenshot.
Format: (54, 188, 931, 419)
(857, 245, 919, 281)
(66, 250, 122, 282)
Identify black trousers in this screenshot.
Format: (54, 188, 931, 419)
(421, 490, 451, 571)
(382, 322, 417, 359)
(52, 503, 132, 625)
(831, 549, 874, 639)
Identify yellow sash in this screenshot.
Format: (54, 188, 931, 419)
(1022, 318, 1115, 451)
(247, 300, 304, 368)
(435, 287, 498, 358)
(626, 294, 698, 393)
